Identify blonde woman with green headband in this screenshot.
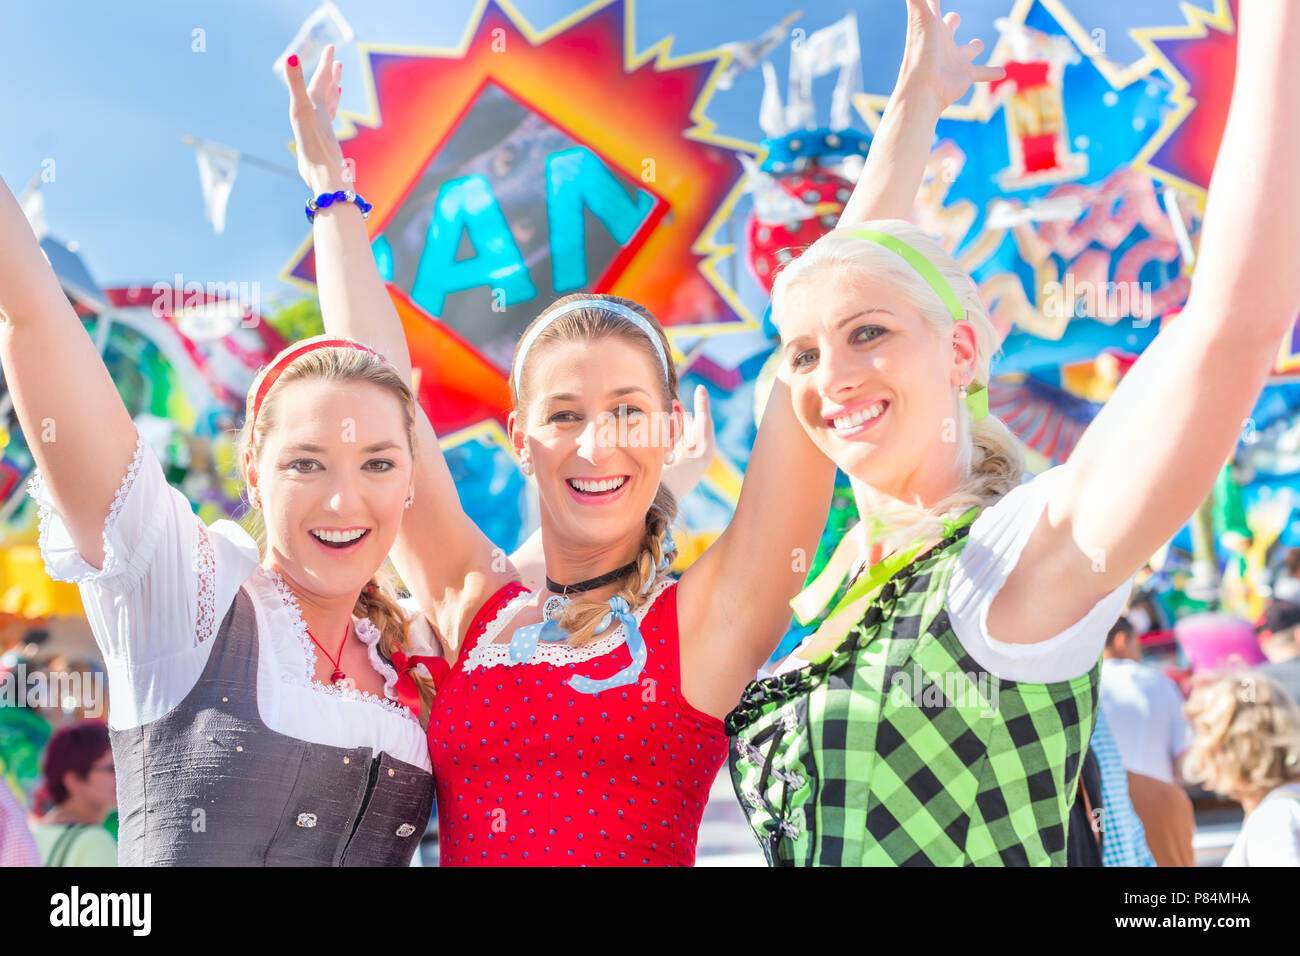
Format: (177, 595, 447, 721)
(728, 0, 1300, 866)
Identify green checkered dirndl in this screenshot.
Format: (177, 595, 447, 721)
(725, 518, 1099, 866)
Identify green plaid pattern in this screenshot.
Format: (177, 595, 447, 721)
(726, 521, 1099, 866)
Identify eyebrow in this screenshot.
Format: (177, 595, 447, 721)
(285, 441, 402, 453)
(782, 308, 895, 353)
(544, 386, 654, 403)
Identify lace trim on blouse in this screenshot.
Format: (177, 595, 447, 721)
(27, 432, 145, 584)
(354, 616, 399, 701)
(463, 575, 675, 673)
(262, 568, 416, 724)
(193, 522, 217, 645)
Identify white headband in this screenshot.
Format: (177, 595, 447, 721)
(511, 299, 671, 391)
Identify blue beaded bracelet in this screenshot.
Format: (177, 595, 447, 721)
(304, 189, 372, 223)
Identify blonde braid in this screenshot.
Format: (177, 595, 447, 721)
(557, 486, 678, 646)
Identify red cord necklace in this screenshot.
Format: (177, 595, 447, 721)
(307, 620, 354, 691)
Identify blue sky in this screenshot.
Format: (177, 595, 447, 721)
(0, 0, 1194, 306)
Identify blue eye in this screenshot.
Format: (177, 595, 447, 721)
(791, 349, 818, 369)
(852, 325, 886, 343)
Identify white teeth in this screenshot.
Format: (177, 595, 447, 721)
(831, 402, 886, 431)
(312, 529, 367, 544)
(570, 476, 627, 493)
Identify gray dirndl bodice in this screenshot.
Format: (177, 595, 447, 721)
(109, 587, 435, 866)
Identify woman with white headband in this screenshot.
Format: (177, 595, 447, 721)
(285, 0, 1000, 864)
(725, 0, 1300, 865)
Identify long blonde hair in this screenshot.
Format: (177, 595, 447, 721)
(510, 293, 678, 645)
(771, 219, 1025, 551)
(235, 340, 438, 722)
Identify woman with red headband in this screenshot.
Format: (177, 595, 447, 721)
(0, 205, 439, 862)
(285, 0, 1000, 864)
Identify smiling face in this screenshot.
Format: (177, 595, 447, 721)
(247, 378, 413, 601)
(511, 335, 681, 562)
(780, 266, 977, 496)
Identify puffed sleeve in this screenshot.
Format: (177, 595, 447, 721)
(27, 429, 258, 729)
(947, 466, 1133, 684)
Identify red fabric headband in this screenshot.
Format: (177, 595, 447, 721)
(247, 338, 385, 436)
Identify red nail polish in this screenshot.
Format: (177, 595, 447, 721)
(287, 54, 299, 68)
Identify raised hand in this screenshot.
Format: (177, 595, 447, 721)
(663, 384, 717, 501)
(897, 0, 1004, 113)
(284, 45, 348, 195)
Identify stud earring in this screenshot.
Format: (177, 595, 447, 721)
(958, 384, 969, 402)
(404, 495, 414, 510)
(664, 449, 676, 465)
(521, 459, 534, 477)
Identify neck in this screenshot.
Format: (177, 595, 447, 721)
(848, 451, 967, 567)
(538, 521, 645, 605)
(262, 560, 357, 648)
(46, 798, 104, 826)
(1240, 789, 1267, 817)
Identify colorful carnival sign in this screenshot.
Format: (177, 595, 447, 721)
(284, 0, 754, 442)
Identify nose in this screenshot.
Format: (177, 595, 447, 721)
(324, 467, 365, 514)
(575, 414, 616, 466)
(815, 340, 865, 401)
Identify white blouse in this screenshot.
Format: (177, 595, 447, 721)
(945, 466, 1133, 683)
(28, 431, 431, 773)
(777, 466, 1132, 682)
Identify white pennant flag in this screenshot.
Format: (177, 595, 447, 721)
(273, 1, 355, 85)
(192, 141, 241, 235)
(788, 13, 862, 131)
(19, 182, 47, 240)
(716, 11, 803, 91)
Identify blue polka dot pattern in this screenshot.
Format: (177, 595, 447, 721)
(427, 580, 728, 866)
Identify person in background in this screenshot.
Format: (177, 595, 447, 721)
(1271, 548, 1300, 604)
(1101, 616, 1192, 785)
(1256, 599, 1300, 707)
(0, 776, 40, 867)
(26, 722, 117, 867)
(1090, 708, 1158, 867)
(1184, 673, 1300, 866)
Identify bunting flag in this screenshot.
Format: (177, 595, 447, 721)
(272, 0, 355, 86)
(191, 140, 241, 236)
(715, 11, 802, 91)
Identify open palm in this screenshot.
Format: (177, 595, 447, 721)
(285, 44, 348, 194)
(899, 0, 1004, 112)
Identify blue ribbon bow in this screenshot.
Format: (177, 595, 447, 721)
(507, 595, 649, 694)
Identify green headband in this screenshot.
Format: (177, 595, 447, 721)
(846, 228, 987, 421)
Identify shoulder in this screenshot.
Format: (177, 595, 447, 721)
(947, 468, 1132, 682)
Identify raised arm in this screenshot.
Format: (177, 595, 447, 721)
(285, 50, 514, 653)
(839, 0, 1001, 226)
(0, 177, 137, 570)
(679, 0, 1001, 709)
(1012, 0, 1300, 632)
